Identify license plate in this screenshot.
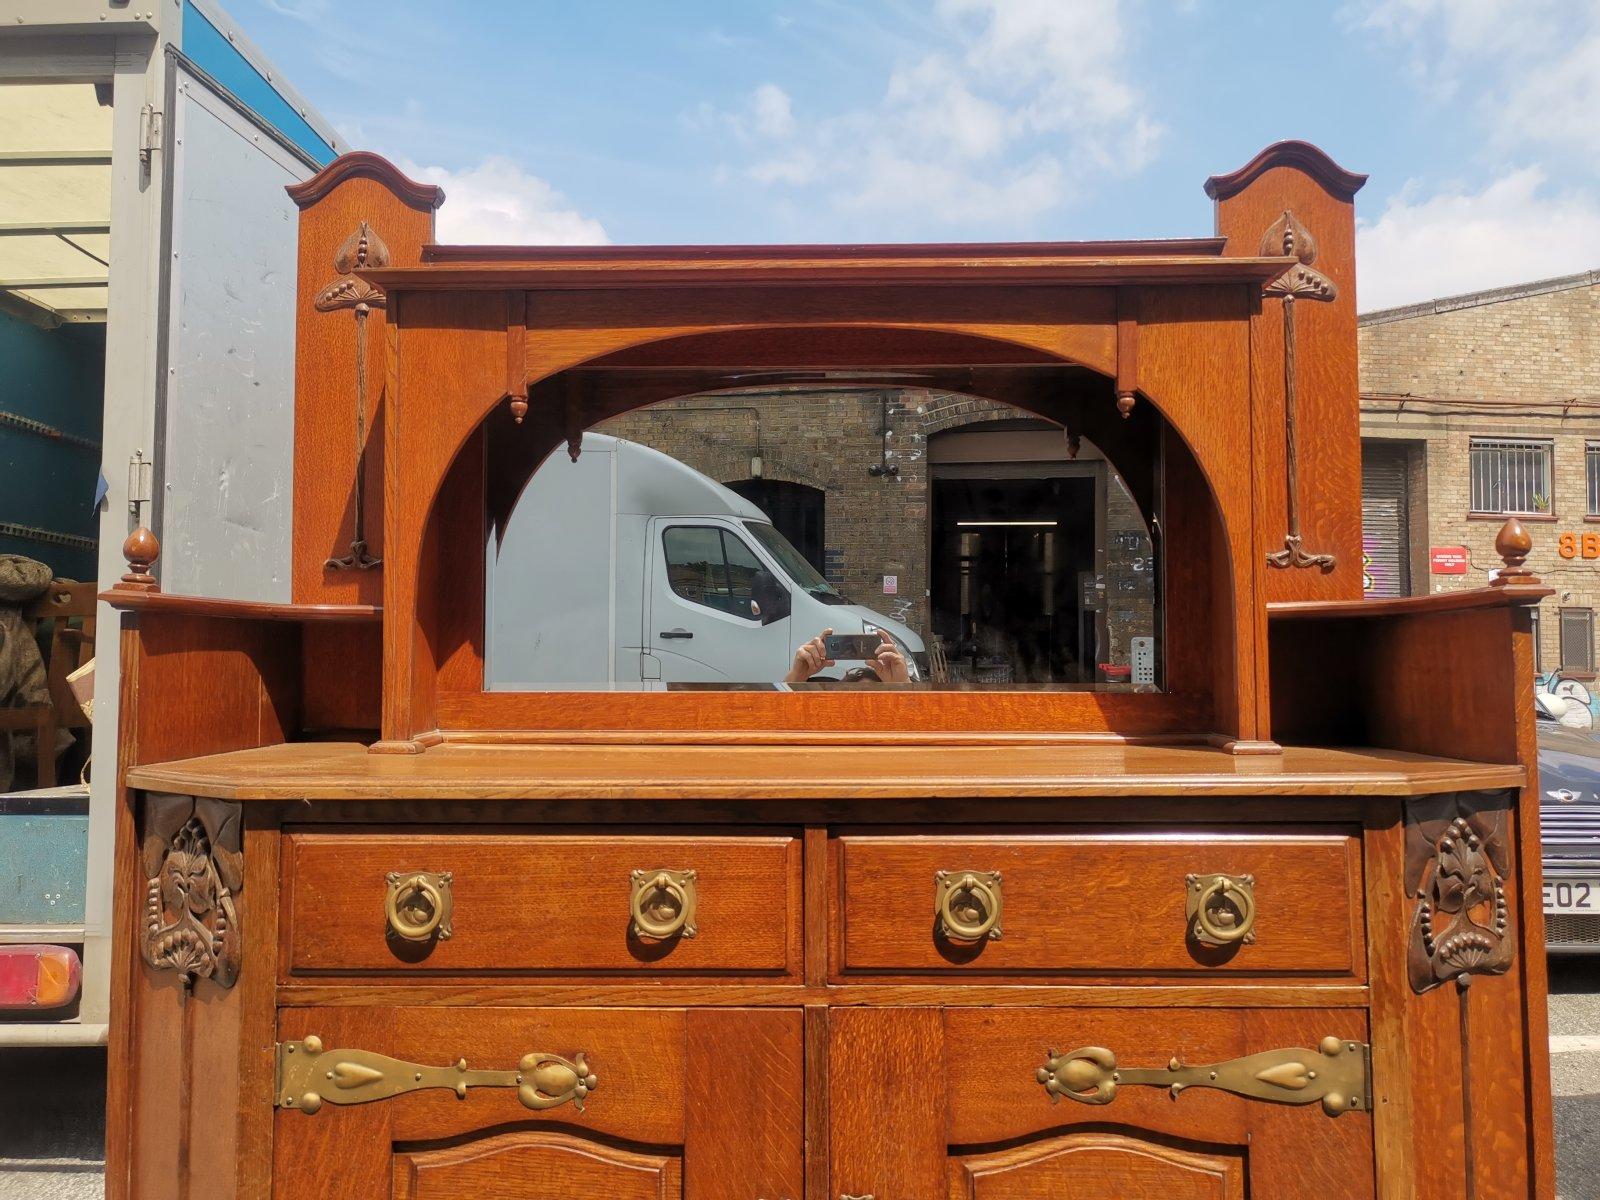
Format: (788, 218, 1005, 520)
(1544, 879, 1600, 913)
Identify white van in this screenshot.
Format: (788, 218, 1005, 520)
(486, 434, 926, 688)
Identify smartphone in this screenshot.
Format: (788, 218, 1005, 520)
(824, 633, 883, 660)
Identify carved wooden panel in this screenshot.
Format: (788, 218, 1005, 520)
(1405, 790, 1515, 993)
(139, 793, 242, 988)
(951, 1132, 1244, 1199)
(393, 1129, 682, 1199)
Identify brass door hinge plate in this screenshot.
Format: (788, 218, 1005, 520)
(1038, 1037, 1370, 1117)
(275, 1036, 595, 1115)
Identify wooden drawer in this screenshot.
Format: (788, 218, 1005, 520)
(832, 828, 1363, 978)
(283, 831, 801, 977)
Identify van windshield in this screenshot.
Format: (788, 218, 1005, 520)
(745, 521, 849, 605)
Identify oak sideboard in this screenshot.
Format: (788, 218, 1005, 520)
(103, 142, 1557, 1199)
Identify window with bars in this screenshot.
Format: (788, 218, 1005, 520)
(1469, 437, 1552, 515)
(1560, 607, 1595, 674)
(1587, 443, 1600, 516)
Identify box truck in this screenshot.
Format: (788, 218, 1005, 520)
(486, 434, 927, 688)
(0, 0, 343, 1045)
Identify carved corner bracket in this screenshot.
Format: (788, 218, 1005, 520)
(1406, 791, 1515, 994)
(1260, 209, 1338, 573)
(140, 794, 242, 990)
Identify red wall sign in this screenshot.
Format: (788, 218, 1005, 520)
(1430, 546, 1469, 574)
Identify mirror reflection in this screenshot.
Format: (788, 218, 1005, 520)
(485, 390, 1162, 692)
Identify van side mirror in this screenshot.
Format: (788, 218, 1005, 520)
(754, 570, 791, 625)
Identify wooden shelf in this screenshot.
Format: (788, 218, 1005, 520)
(125, 740, 1523, 802)
(1268, 585, 1549, 620)
(99, 591, 380, 622)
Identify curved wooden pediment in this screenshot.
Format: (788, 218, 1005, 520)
(952, 1130, 1243, 1198)
(394, 1128, 681, 1199)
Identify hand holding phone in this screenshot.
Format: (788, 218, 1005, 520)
(824, 633, 883, 660)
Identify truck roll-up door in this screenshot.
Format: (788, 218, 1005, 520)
(151, 53, 318, 601)
(1361, 441, 1411, 598)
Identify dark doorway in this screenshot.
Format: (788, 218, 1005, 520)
(725, 479, 826, 573)
(931, 473, 1099, 684)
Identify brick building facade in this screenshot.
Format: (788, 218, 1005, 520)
(1358, 269, 1600, 678)
(594, 389, 1157, 679)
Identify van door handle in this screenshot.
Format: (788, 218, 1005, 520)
(659, 628, 693, 640)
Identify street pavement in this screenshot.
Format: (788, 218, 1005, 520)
(2, 962, 1598, 1198)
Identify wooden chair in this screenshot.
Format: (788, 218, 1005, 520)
(0, 579, 95, 789)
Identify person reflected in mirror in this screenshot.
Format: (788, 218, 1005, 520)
(785, 627, 911, 684)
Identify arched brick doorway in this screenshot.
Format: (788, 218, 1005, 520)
(724, 478, 827, 574)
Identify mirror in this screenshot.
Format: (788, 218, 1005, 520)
(484, 388, 1165, 693)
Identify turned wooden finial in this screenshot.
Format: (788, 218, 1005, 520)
(1492, 515, 1538, 586)
(119, 525, 161, 592)
(1117, 390, 1136, 419)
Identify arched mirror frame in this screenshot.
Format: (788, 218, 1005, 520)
(371, 273, 1272, 751)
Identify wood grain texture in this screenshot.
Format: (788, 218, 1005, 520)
(1362, 804, 1418, 1200)
(395, 1130, 682, 1200)
(685, 1008, 804, 1198)
(275, 981, 1371, 1008)
(829, 1007, 946, 1200)
(1509, 609, 1558, 1200)
(232, 816, 279, 1200)
(124, 740, 1525, 800)
(99, 591, 380, 621)
(951, 1132, 1244, 1199)
(1214, 149, 1364, 604)
(396, 1008, 684, 1144)
(273, 1007, 396, 1199)
(833, 830, 1363, 978)
(942, 1006, 1374, 1198)
(282, 832, 800, 977)
(291, 165, 436, 607)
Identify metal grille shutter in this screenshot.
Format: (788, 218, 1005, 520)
(1361, 443, 1410, 597)
(1560, 608, 1595, 672)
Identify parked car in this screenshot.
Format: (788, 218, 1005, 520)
(1536, 699, 1600, 953)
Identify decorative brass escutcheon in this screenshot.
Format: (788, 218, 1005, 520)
(1186, 872, 1256, 947)
(935, 869, 1003, 942)
(1036, 1037, 1370, 1118)
(630, 868, 697, 940)
(276, 1036, 596, 1115)
(385, 871, 453, 942)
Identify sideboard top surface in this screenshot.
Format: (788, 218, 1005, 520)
(124, 741, 1524, 801)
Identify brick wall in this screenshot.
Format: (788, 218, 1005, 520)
(1359, 272, 1600, 674)
(595, 389, 1155, 670)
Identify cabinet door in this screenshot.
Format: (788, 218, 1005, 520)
(274, 1007, 803, 1200)
(829, 1007, 1375, 1200)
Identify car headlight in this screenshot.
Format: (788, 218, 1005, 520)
(862, 622, 922, 681)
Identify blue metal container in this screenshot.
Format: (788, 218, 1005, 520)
(0, 788, 90, 926)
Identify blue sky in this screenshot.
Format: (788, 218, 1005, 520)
(236, 0, 1600, 311)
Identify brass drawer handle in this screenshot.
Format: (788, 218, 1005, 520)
(630, 868, 697, 940)
(1187, 872, 1256, 947)
(385, 871, 453, 942)
(935, 869, 1003, 942)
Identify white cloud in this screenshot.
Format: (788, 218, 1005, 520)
(398, 157, 608, 246)
(1345, 0, 1600, 158)
(750, 84, 796, 139)
(699, 0, 1160, 229)
(1357, 168, 1600, 310)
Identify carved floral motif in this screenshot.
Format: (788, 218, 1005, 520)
(140, 795, 242, 989)
(1406, 791, 1514, 993)
(314, 221, 390, 315)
